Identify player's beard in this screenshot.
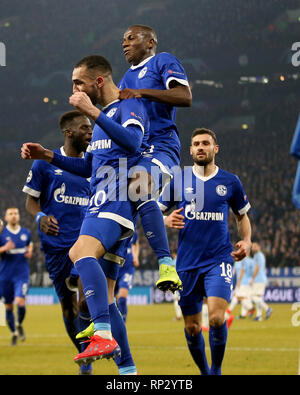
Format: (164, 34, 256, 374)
(88, 90, 98, 105)
(192, 150, 214, 166)
(85, 86, 98, 105)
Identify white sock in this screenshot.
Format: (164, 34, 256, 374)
(94, 330, 112, 340)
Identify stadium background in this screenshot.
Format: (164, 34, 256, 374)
(0, 0, 300, 375)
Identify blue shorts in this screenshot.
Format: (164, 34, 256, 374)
(44, 250, 77, 301)
(178, 261, 233, 316)
(0, 273, 29, 304)
(81, 179, 136, 249)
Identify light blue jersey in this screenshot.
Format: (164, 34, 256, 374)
(240, 257, 255, 286)
(253, 251, 267, 283)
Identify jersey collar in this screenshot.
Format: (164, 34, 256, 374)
(60, 146, 84, 158)
(102, 99, 120, 111)
(192, 165, 219, 181)
(6, 224, 21, 234)
(130, 55, 155, 70)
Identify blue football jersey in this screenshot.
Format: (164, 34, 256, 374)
(86, 98, 150, 197)
(22, 147, 91, 254)
(119, 53, 190, 161)
(159, 166, 251, 272)
(0, 226, 31, 277)
(240, 256, 255, 285)
(253, 251, 267, 283)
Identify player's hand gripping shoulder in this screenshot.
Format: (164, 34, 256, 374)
(119, 88, 142, 100)
(164, 207, 185, 229)
(21, 143, 54, 162)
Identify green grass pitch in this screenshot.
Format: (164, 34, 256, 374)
(0, 303, 298, 375)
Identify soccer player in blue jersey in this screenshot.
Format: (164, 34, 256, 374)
(21, 55, 149, 373)
(250, 242, 272, 321)
(115, 231, 139, 322)
(23, 110, 94, 374)
(0, 207, 33, 345)
(119, 24, 192, 291)
(159, 128, 252, 375)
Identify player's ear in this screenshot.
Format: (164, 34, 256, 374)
(214, 144, 219, 154)
(96, 75, 104, 89)
(147, 38, 156, 50)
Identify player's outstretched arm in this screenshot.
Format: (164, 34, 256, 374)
(21, 143, 54, 162)
(231, 213, 252, 261)
(21, 141, 92, 178)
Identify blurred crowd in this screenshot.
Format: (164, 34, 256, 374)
(1, 0, 300, 280)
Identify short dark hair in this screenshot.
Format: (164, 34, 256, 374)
(191, 128, 217, 145)
(75, 55, 112, 76)
(128, 25, 158, 45)
(59, 110, 85, 131)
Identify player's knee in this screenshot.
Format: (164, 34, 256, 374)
(209, 313, 225, 328)
(69, 244, 79, 263)
(185, 321, 201, 336)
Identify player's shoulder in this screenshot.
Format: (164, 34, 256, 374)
(20, 227, 31, 235)
(120, 97, 147, 117)
(217, 168, 242, 185)
(154, 52, 180, 63)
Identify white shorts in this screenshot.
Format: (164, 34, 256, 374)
(235, 285, 252, 298)
(251, 283, 266, 297)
